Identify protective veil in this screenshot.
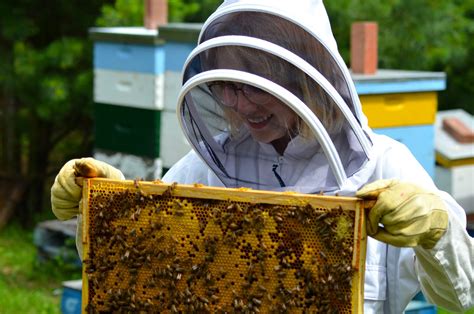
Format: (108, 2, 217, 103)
(177, 0, 372, 193)
(164, 0, 474, 312)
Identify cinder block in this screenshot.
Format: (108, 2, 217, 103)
(33, 219, 81, 267)
(351, 22, 378, 74)
(442, 117, 474, 144)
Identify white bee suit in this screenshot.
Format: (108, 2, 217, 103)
(163, 0, 474, 312)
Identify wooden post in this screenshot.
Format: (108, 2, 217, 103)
(144, 0, 168, 29)
(351, 22, 378, 74)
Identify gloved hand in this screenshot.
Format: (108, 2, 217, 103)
(51, 157, 124, 220)
(356, 179, 449, 249)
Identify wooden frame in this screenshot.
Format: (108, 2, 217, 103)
(82, 178, 367, 313)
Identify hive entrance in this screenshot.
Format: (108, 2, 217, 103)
(82, 179, 366, 313)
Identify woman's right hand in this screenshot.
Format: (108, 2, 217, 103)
(50, 157, 124, 220)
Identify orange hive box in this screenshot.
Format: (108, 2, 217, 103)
(81, 178, 368, 313)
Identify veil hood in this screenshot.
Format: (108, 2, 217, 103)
(175, 0, 374, 193)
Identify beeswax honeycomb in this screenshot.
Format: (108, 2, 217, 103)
(82, 179, 367, 313)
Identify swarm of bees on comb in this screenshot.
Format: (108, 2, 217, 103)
(82, 179, 366, 313)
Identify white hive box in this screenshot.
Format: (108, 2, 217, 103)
(434, 109, 474, 214)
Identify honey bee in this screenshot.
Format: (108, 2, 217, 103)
(162, 182, 177, 197)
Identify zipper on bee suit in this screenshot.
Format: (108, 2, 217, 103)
(272, 157, 286, 188)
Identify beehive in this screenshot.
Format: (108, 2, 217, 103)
(81, 178, 367, 313)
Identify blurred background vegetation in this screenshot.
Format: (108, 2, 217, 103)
(1, 0, 473, 243)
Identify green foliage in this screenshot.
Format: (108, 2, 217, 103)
(95, 0, 221, 26)
(168, 0, 200, 22)
(438, 1, 474, 114)
(96, 0, 143, 26)
(169, 0, 221, 22)
(0, 0, 110, 224)
(12, 38, 88, 121)
(326, 0, 474, 114)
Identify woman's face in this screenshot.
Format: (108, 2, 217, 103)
(215, 53, 299, 148)
(232, 85, 297, 144)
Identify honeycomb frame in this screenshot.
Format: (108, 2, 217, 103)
(81, 178, 367, 313)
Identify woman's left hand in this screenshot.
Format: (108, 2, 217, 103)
(356, 179, 448, 249)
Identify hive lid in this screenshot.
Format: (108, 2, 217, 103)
(435, 109, 474, 167)
(352, 69, 446, 95)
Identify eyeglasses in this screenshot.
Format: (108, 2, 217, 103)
(208, 81, 272, 107)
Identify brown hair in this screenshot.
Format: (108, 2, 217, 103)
(201, 11, 348, 138)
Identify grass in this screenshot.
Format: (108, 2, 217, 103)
(0, 223, 82, 314)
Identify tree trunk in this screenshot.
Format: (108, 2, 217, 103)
(0, 92, 24, 228)
(0, 178, 27, 230)
(22, 116, 52, 226)
(0, 93, 21, 175)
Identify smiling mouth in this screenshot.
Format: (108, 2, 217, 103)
(247, 114, 272, 124)
(246, 114, 273, 130)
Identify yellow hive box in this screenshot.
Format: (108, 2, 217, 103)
(81, 179, 368, 313)
(360, 92, 437, 128)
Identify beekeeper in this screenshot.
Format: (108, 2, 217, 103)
(51, 0, 473, 313)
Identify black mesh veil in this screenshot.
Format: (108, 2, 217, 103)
(199, 11, 362, 125)
(179, 71, 343, 192)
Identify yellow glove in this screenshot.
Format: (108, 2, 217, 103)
(356, 179, 448, 249)
(50, 157, 124, 220)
